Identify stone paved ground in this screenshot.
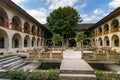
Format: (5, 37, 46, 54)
(22, 62, 41, 71)
(61, 49, 94, 71)
(63, 49, 81, 59)
(59, 49, 96, 80)
(60, 59, 94, 71)
(106, 64, 120, 74)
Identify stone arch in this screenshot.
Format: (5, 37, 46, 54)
(0, 7, 9, 28)
(83, 39, 91, 46)
(111, 19, 119, 28)
(104, 24, 109, 34)
(37, 38, 40, 46)
(24, 22, 30, 34)
(31, 37, 36, 47)
(111, 19, 119, 32)
(24, 35, 30, 47)
(69, 39, 76, 47)
(104, 36, 109, 46)
(31, 25, 36, 35)
(0, 29, 9, 49)
(92, 30, 95, 37)
(12, 16, 22, 31)
(12, 33, 22, 48)
(98, 27, 102, 35)
(111, 34, 119, 47)
(41, 39, 43, 46)
(37, 27, 41, 36)
(98, 37, 102, 46)
(46, 40, 53, 47)
(93, 39, 95, 46)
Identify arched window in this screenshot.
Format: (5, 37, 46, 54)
(98, 27, 102, 35)
(111, 35, 119, 47)
(111, 19, 119, 32)
(24, 22, 30, 34)
(12, 33, 22, 48)
(0, 7, 8, 28)
(114, 39, 119, 47)
(31, 26, 36, 35)
(99, 38, 102, 46)
(14, 39, 19, 48)
(0, 37, 4, 48)
(32, 40, 34, 47)
(104, 24, 109, 34)
(104, 36, 109, 46)
(0, 16, 4, 25)
(12, 16, 22, 31)
(24, 39, 27, 47)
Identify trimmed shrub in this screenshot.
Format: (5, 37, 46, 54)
(46, 69, 59, 80)
(30, 70, 46, 80)
(8, 70, 28, 80)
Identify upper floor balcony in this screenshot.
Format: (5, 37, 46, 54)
(32, 32, 36, 35)
(24, 29, 30, 34)
(111, 27, 119, 33)
(103, 30, 109, 35)
(37, 32, 41, 37)
(0, 22, 9, 28)
(98, 32, 102, 36)
(12, 26, 22, 32)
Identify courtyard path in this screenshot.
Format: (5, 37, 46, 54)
(59, 49, 96, 80)
(63, 49, 82, 59)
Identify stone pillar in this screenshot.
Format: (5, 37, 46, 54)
(8, 31, 13, 52)
(109, 35, 112, 47)
(21, 34, 24, 50)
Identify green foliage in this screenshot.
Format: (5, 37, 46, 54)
(8, 70, 28, 80)
(95, 70, 120, 80)
(30, 69, 59, 80)
(30, 70, 46, 80)
(47, 6, 80, 38)
(0, 72, 9, 79)
(76, 32, 86, 43)
(1, 69, 59, 80)
(46, 69, 59, 80)
(52, 34, 61, 46)
(96, 71, 105, 80)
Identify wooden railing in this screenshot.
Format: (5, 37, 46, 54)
(104, 30, 109, 35)
(0, 22, 9, 28)
(28, 51, 63, 59)
(32, 32, 36, 35)
(98, 32, 102, 36)
(83, 52, 120, 61)
(52, 48, 65, 51)
(12, 26, 22, 32)
(37, 32, 41, 36)
(24, 29, 30, 34)
(111, 27, 119, 33)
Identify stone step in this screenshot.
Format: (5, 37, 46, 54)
(59, 73, 96, 80)
(0, 56, 18, 62)
(10, 62, 26, 70)
(0, 57, 21, 66)
(60, 59, 94, 74)
(60, 70, 94, 74)
(2, 59, 23, 69)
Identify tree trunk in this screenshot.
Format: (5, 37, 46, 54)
(66, 38, 69, 48)
(62, 33, 64, 47)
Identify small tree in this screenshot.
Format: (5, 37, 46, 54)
(52, 34, 61, 47)
(76, 32, 86, 48)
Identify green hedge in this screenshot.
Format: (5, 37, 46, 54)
(95, 70, 120, 80)
(0, 69, 59, 80)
